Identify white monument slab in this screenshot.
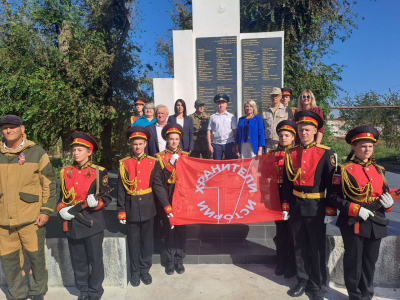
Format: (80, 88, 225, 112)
(153, 0, 284, 117)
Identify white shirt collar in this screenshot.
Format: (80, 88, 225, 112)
(3, 139, 25, 151)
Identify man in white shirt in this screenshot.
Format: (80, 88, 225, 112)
(146, 105, 168, 156)
(207, 94, 237, 160)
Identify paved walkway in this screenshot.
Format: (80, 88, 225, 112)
(1, 265, 398, 300)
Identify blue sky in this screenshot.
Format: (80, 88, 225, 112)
(134, 0, 400, 101)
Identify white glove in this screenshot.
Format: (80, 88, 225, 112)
(170, 154, 180, 166)
(119, 220, 126, 225)
(324, 216, 335, 224)
(380, 192, 394, 209)
(358, 207, 374, 221)
(168, 213, 174, 229)
(283, 211, 290, 221)
(59, 207, 75, 221)
(87, 194, 98, 208)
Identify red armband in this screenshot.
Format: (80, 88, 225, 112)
(56, 202, 67, 213)
(348, 203, 361, 217)
(325, 207, 337, 216)
(118, 212, 126, 220)
(383, 205, 393, 213)
(282, 203, 289, 212)
(92, 198, 104, 211)
(164, 205, 173, 214)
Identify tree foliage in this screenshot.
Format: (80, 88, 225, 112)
(0, 0, 146, 168)
(337, 91, 400, 148)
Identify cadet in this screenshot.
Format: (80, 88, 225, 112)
(329, 126, 394, 300)
(281, 87, 296, 116)
(117, 126, 173, 286)
(57, 132, 112, 300)
(269, 120, 297, 279)
(0, 115, 56, 300)
(155, 123, 189, 275)
(130, 97, 147, 126)
(283, 111, 337, 300)
(189, 99, 210, 158)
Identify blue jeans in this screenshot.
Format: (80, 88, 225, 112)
(212, 142, 236, 160)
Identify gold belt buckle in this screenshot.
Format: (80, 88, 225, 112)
(301, 191, 306, 199)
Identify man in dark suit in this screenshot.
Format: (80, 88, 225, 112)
(146, 104, 169, 156)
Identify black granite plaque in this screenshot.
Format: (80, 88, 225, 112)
(242, 38, 282, 115)
(196, 36, 237, 115)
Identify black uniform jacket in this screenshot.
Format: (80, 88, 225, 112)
(329, 159, 392, 239)
(117, 154, 171, 222)
(57, 163, 112, 240)
(155, 149, 189, 200)
(282, 142, 337, 217)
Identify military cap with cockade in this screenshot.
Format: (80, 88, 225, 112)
(295, 110, 323, 130)
(161, 123, 184, 141)
(70, 132, 99, 152)
(213, 93, 230, 103)
(345, 125, 380, 145)
(126, 126, 151, 140)
(276, 120, 297, 136)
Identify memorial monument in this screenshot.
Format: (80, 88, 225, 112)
(153, 0, 284, 117)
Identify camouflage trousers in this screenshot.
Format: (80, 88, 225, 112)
(0, 223, 48, 299)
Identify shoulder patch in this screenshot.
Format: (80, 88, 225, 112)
(181, 151, 190, 155)
(146, 155, 158, 161)
(90, 164, 105, 171)
(376, 164, 385, 170)
(316, 144, 331, 150)
(102, 174, 109, 186)
(330, 155, 336, 167)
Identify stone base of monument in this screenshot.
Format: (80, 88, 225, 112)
(1, 201, 399, 289)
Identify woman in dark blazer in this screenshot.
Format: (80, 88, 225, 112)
(167, 99, 194, 152)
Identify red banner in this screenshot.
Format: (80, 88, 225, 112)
(170, 155, 283, 226)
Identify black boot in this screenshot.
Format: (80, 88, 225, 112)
(140, 273, 152, 285)
(165, 264, 175, 275)
(287, 284, 306, 297)
(130, 273, 140, 287)
(275, 264, 285, 276)
(175, 263, 185, 274)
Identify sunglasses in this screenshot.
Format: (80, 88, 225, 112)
(302, 95, 311, 99)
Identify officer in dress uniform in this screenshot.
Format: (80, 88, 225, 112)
(329, 126, 394, 300)
(117, 126, 173, 287)
(155, 123, 189, 275)
(57, 132, 112, 300)
(269, 120, 297, 279)
(130, 97, 147, 126)
(283, 111, 337, 300)
(281, 87, 296, 117)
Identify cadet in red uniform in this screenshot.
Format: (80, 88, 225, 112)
(281, 87, 296, 117)
(155, 123, 189, 275)
(329, 126, 394, 300)
(130, 97, 147, 126)
(283, 111, 337, 300)
(117, 126, 173, 286)
(269, 120, 297, 278)
(57, 132, 112, 300)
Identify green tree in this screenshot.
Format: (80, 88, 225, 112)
(0, 0, 146, 168)
(337, 91, 400, 147)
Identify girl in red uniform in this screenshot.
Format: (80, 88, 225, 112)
(57, 132, 111, 300)
(329, 126, 394, 300)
